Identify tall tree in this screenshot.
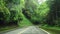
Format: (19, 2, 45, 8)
(23, 0, 40, 24)
(46, 0, 60, 26)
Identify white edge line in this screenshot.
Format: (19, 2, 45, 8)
(18, 26, 50, 34)
(40, 28, 50, 34)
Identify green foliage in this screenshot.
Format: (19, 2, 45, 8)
(0, 0, 10, 25)
(0, 0, 60, 27)
(0, 8, 10, 22)
(45, 0, 60, 26)
(30, 1, 50, 25)
(23, 0, 40, 24)
(0, 0, 24, 26)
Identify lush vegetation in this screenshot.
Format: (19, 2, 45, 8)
(0, 0, 60, 34)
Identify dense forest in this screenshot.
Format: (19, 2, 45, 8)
(0, 0, 60, 33)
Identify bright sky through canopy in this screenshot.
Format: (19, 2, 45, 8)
(38, 0, 46, 4)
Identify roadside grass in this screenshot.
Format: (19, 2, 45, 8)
(18, 14, 33, 28)
(0, 25, 18, 33)
(39, 25, 60, 34)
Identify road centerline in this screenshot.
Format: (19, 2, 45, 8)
(18, 27, 30, 34)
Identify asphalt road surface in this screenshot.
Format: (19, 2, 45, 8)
(2, 26, 49, 34)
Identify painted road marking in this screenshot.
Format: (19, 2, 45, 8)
(18, 27, 30, 34)
(40, 28, 50, 34)
(18, 26, 50, 34)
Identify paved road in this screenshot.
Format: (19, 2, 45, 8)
(2, 26, 49, 34)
